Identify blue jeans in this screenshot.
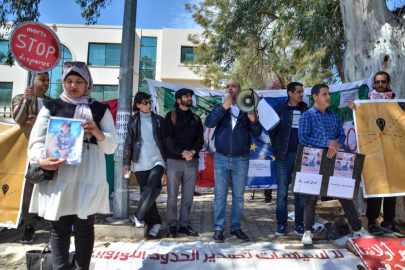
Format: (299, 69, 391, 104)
(276, 152, 304, 227)
(214, 153, 249, 231)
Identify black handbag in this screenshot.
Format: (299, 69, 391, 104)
(26, 243, 75, 270)
(25, 163, 56, 184)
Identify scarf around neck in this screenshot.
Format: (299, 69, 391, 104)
(60, 65, 95, 141)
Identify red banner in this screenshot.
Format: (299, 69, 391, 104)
(351, 238, 405, 269)
(102, 99, 117, 125)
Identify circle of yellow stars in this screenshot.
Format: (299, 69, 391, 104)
(250, 143, 275, 161)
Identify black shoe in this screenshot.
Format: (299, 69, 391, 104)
(193, 191, 202, 196)
(261, 199, 272, 205)
(230, 229, 249, 240)
(178, 225, 199, 236)
(166, 226, 177, 238)
(213, 230, 224, 243)
(368, 223, 383, 235)
(20, 226, 35, 244)
(380, 221, 404, 236)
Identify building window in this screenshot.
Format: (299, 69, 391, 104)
(139, 37, 157, 93)
(47, 45, 73, 99)
(0, 40, 13, 64)
(0, 82, 13, 106)
(92, 85, 118, 101)
(88, 44, 121, 66)
(180, 46, 196, 63)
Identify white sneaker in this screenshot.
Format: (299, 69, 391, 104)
(353, 227, 373, 238)
(149, 224, 161, 237)
(302, 230, 313, 246)
(134, 215, 145, 228)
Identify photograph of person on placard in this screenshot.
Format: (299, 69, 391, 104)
(335, 160, 342, 171)
(302, 156, 309, 166)
(301, 147, 322, 174)
(350, 162, 354, 172)
(342, 161, 349, 171)
(334, 153, 356, 178)
(45, 117, 85, 165)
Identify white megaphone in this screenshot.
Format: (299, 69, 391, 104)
(234, 89, 258, 122)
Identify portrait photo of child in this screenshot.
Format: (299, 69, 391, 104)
(45, 117, 85, 165)
(333, 152, 356, 178)
(301, 147, 322, 174)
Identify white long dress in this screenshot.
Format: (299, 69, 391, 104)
(28, 107, 118, 221)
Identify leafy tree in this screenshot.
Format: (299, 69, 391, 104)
(186, 0, 345, 89)
(0, 0, 114, 65)
(187, 0, 404, 90)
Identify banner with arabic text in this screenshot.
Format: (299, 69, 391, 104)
(351, 238, 405, 269)
(90, 241, 365, 269)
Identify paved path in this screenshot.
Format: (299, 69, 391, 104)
(0, 189, 369, 269)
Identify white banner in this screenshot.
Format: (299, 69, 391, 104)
(89, 241, 365, 270)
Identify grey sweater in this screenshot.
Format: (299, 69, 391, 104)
(131, 111, 165, 172)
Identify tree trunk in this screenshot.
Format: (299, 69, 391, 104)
(340, 0, 405, 223)
(340, 0, 405, 96)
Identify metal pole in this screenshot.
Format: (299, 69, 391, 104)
(113, 0, 137, 219)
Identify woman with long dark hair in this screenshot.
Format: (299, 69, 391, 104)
(123, 92, 165, 237)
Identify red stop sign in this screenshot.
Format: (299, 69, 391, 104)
(10, 22, 61, 73)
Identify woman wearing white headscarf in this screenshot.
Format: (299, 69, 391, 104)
(28, 61, 118, 269)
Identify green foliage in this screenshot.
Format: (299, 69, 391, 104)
(0, 0, 114, 66)
(75, 0, 114, 25)
(186, 0, 345, 89)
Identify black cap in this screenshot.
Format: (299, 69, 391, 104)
(175, 88, 194, 100)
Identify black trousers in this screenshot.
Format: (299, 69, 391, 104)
(22, 180, 36, 226)
(49, 214, 95, 270)
(135, 165, 164, 225)
(263, 189, 272, 200)
(304, 195, 362, 232)
(366, 197, 396, 223)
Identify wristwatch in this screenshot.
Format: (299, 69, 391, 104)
(191, 150, 196, 155)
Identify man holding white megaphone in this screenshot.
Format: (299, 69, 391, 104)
(205, 79, 263, 242)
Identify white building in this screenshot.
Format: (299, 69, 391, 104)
(0, 24, 205, 117)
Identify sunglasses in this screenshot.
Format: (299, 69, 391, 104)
(64, 61, 87, 68)
(374, 80, 387, 85)
(140, 100, 153, 105)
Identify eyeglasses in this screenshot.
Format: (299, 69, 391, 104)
(374, 80, 387, 85)
(140, 100, 153, 105)
(64, 61, 87, 68)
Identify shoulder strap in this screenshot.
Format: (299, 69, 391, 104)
(171, 110, 177, 125)
(171, 110, 199, 125)
(193, 113, 199, 123)
(211, 126, 219, 141)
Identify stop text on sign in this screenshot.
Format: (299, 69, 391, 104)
(10, 22, 61, 73)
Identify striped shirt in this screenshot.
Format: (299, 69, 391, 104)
(298, 106, 345, 148)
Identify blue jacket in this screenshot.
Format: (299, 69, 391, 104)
(269, 100, 308, 161)
(205, 103, 263, 156)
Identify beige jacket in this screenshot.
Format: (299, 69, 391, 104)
(12, 94, 51, 125)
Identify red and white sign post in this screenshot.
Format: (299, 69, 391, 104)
(9, 21, 61, 72)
